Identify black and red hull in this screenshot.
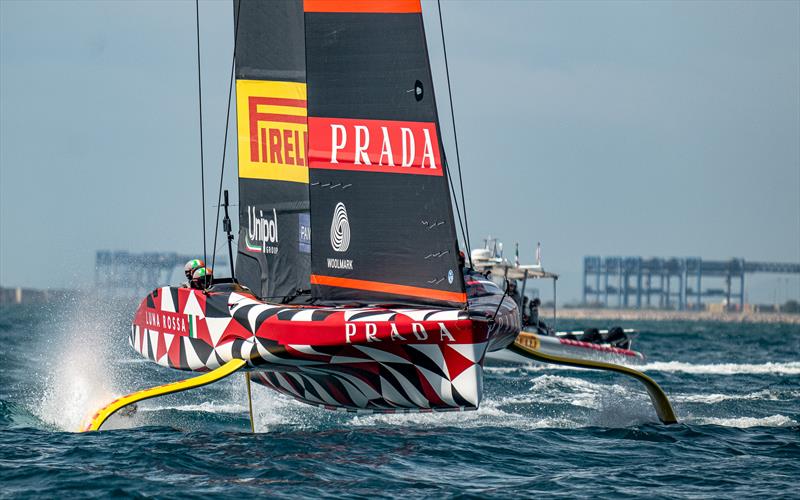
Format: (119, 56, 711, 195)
(130, 284, 518, 413)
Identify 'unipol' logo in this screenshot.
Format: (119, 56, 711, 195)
(330, 202, 350, 253)
(245, 206, 279, 254)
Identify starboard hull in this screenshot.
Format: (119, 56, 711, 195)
(130, 286, 518, 412)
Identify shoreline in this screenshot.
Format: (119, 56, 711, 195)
(557, 308, 800, 325)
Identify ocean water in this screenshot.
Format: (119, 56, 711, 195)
(1, 297, 798, 498)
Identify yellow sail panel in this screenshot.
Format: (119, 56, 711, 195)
(237, 79, 309, 184)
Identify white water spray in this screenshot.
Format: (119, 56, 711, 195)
(31, 295, 136, 432)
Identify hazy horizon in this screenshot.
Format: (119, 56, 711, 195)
(1, 0, 798, 304)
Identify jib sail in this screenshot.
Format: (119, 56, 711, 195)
(234, 0, 311, 300)
(304, 0, 466, 308)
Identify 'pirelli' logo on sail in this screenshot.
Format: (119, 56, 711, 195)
(237, 80, 309, 184)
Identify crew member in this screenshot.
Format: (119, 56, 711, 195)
(507, 280, 521, 307)
(529, 297, 540, 329)
(191, 266, 213, 290)
(183, 259, 205, 287)
(528, 297, 552, 335)
(522, 296, 530, 325)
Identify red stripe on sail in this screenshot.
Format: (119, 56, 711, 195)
(304, 0, 421, 14)
(311, 274, 466, 304)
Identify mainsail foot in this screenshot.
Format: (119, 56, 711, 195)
(508, 333, 678, 425)
(81, 359, 247, 432)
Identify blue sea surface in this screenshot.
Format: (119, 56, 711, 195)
(1, 298, 798, 498)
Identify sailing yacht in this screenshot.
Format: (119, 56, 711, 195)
(84, 0, 675, 430)
(125, 0, 518, 416)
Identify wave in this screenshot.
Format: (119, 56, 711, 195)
(486, 361, 800, 376)
(485, 365, 561, 374)
(139, 402, 247, 414)
(501, 374, 632, 410)
(346, 404, 582, 430)
(673, 389, 800, 404)
(688, 414, 797, 428)
(642, 361, 800, 375)
(0, 399, 45, 429)
(343, 374, 659, 430)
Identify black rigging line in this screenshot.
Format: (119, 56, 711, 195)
(211, 0, 242, 276)
(437, 0, 472, 267)
(442, 150, 469, 261)
(491, 279, 511, 324)
(195, 0, 207, 268)
(417, 2, 467, 268)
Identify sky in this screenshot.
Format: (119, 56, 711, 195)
(1, 0, 798, 304)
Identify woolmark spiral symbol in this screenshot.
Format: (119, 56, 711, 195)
(330, 202, 350, 252)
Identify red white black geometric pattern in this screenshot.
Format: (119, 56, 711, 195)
(130, 286, 496, 412)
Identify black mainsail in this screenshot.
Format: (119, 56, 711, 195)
(304, 0, 466, 308)
(234, 0, 311, 300)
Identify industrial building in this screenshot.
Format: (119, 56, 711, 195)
(583, 256, 800, 310)
(95, 251, 227, 293)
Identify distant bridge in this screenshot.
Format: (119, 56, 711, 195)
(95, 251, 227, 292)
(583, 256, 800, 310)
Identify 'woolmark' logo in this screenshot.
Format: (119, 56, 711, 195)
(330, 202, 350, 252)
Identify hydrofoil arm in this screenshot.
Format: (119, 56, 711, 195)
(81, 359, 247, 432)
(509, 333, 677, 424)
